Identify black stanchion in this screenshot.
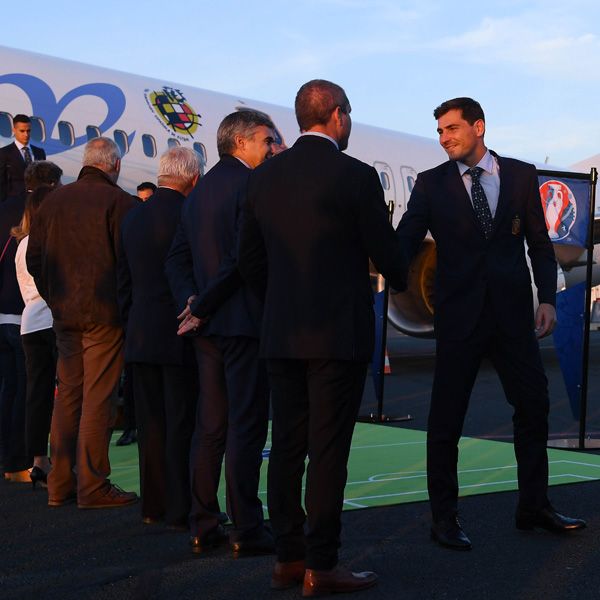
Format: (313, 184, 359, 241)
(358, 200, 412, 424)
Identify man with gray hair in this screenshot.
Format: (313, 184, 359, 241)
(117, 147, 200, 528)
(27, 137, 137, 509)
(166, 110, 276, 556)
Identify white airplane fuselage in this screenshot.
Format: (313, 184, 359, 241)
(0, 45, 596, 337)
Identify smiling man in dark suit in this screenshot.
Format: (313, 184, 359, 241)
(166, 110, 276, 558)
(118, 147, 200, 529)
(237, 80, 407, 596)
(396, 97, 585, 550)
(0, 115, 46, 202)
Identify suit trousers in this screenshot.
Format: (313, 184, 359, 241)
(189, 335, 269, 542)
(427, 306, 550, 522)
(132, 362, 197, 525)
(121, 363, 136, 430)
(22, 328, 57, 457)
(48, 323, 124, 502)
(267, 359, 367, 571)
(0, 323, 29, 472)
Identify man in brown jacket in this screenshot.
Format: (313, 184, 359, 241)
(27, 137, 138, 508)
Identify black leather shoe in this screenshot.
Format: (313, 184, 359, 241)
(190, 525, 228, 555)
(431, 516, 472, 550)
(516, 506, 586, 532)
(303, 566, 378, 597)
(116, 429, 137, 446)
(231, 527, 275, 558)
(30, 466, 48, 489)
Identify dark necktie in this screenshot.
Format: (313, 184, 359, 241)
(468, 166, 493, 239)
(22, 146, 32, 166)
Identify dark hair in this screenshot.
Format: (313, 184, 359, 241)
(295, 80, 350, 131)
(136, 181, 157, 193)
(11, 185, 54, 241)
(433, 97, 485, 124)
(13, 114, 31, 125)
(216, 110, 275, 157)
(24, 161, 63, 191)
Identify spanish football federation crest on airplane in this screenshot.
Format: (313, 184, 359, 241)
(539, 179, 576, 242)
(144, 86, 201, 139)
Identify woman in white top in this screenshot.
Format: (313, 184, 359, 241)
(13, 185, 57, 488)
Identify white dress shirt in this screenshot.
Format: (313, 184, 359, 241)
(457, 150, 501, 217)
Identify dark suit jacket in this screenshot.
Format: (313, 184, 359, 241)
(0, 142, 45, 201)
(237, 134, 407, 361)
(118, 187, 193, 365)
(0, 193, 26, 315)
(396, 151, 557, 341)
(165, 154, 262, 338)
(27, 166, 136, 328)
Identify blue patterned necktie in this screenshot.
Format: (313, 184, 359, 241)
(468, 166, 493, 239)
(22, 146, 32, 166)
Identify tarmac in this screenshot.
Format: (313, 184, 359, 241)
(1, 331, 599, 600)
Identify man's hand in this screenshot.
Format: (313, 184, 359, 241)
(176, 294, 207, 336)
(535, 303, 557, 339)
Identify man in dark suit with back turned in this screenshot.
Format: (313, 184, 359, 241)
(165, 110, 276, 557)
(396, 97, 585, 551)
(237, 80, 407, 596)
(118, 147, 200, 528)
(0, 115, 46, 202)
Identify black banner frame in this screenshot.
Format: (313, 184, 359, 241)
(538, 167, 598, 450)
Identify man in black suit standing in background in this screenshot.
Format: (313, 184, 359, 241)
(237, 80, 407, 596)
(0, 115, 46, 202)
(166, 110, 276, 557)
(396, 97, 585, 551)
(118, 147, 200, 529)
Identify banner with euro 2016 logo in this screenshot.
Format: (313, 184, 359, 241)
(538, 176, 591, 247)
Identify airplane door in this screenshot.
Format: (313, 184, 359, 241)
(373, 161, 396, 225)
(399, 165, 418, 227)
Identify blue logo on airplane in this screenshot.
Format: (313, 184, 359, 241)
(0, 73, 131, 155)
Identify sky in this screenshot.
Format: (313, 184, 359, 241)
(3, 0, 600, 167)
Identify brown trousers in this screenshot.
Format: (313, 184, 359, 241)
(48, 323, 124, 502)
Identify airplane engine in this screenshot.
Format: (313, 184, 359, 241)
(387, 239, 436, 337)
(385, 236, 600, 338)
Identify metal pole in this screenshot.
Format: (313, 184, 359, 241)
(578, 167, 597, 448)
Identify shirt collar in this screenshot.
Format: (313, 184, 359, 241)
(234, 156, 251, 169)
(457, 149, 494, 177)
(14, 140, 28, 151)
(300, 131, 339, 150)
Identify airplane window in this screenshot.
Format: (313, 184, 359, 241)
(142, 134, 156, 158)
(167, 138, 180, 148)
(380, 172, 390, 191)
(114, 130, 129, 155)
(0, 112, 12, 138)
(407, 176, 415, 193)
(30, 117, 46, 143)
(86, 126, 101, 140)
(58, 121, 75, 147)
(193, 142, 207, 175)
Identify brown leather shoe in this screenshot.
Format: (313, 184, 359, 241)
(302, 566, 378, 597)
(78, 484, 138, 509)
(271, 560, 306, 590)
(4, 469, 31, 483)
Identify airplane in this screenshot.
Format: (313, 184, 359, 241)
(1, 44, 598, 339)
